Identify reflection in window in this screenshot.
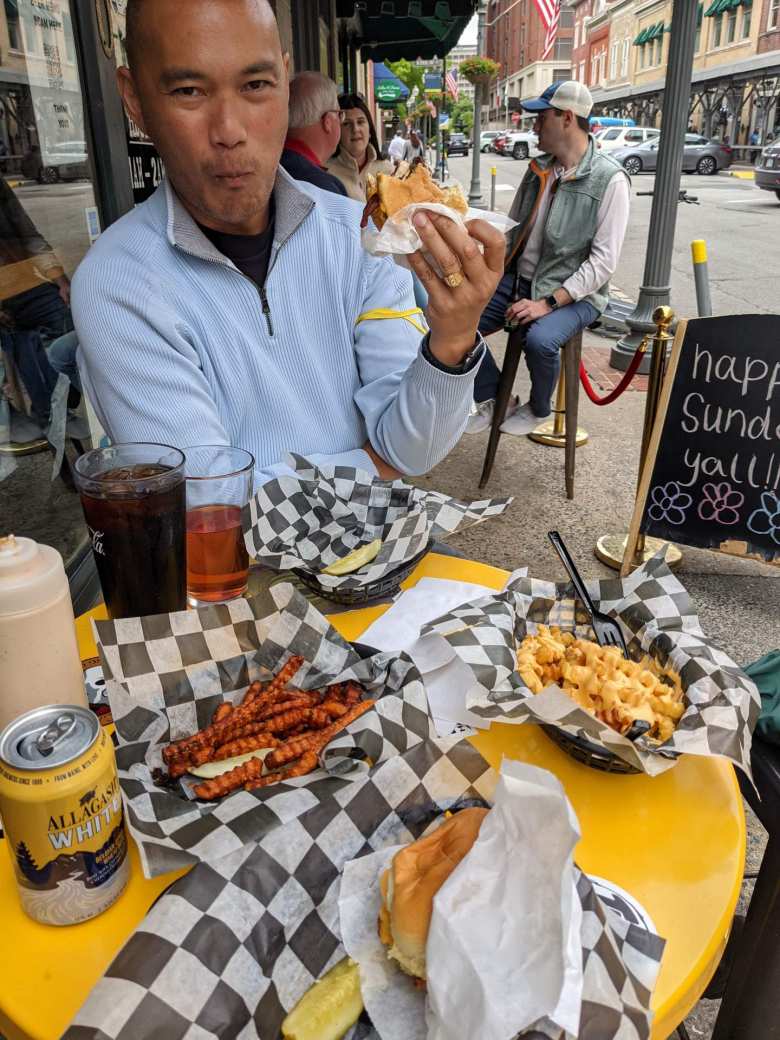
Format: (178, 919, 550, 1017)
(5, 0, 21, 50)
(20, 3, 40, 55)
(0, 0, 98, 574)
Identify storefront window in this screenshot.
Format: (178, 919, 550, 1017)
(713, 13, 723, 47)
(0, 1, 101, 571)
(741, 5, 751, 37)
(5, 0, 21, 50)
(726, 9, 737, 43)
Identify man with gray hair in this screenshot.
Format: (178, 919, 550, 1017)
(280, 70, 347, 195)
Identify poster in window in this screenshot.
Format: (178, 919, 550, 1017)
(107, 0, 166, 205)
(17, 0, 87, 175)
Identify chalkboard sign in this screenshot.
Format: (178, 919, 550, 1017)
(623, 314, 780, 572)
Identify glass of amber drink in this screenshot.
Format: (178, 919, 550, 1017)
(184, 446, 254, 607)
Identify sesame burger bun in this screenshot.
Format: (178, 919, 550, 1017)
(378, 807, 488, 982)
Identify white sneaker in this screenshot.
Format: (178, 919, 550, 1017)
(500, 401, 548, 436)
(464, 396, 519, 434)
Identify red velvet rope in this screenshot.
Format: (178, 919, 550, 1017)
(578, 340, 647, 406)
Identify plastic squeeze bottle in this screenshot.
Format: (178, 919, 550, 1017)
(0, 534, 87, 732)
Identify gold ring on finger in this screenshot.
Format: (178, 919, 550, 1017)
(444, 271, 463, 289)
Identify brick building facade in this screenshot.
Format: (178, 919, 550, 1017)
(485, 0, 574, 124)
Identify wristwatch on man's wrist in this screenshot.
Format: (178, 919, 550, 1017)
(544, 294, 559, 312)
(421, 333, 484, 374)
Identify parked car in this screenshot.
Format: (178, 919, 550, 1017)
(598, 126, 660, 152)
(755, 141, 780, 201)
(503, 129, 540, 160)
(33, 140, 89, 183)
(480, 130, 501, 152)
(612, 135, 732, 175)
(445, 132, 469, 157)
(682, 133, 732, 174)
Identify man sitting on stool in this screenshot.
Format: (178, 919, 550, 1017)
(466, 81, 630, 436)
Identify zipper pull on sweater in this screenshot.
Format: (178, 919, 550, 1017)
(259, 287, 274, 337)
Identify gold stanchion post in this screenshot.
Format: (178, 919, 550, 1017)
(528, 367, 588, 448)
(594, 305, 683, 571)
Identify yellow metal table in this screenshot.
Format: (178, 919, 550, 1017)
(0, 555, 745, 1040)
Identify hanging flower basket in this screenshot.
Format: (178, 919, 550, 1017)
(459, 58, 501, 86)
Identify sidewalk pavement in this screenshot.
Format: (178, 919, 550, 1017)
(417, 325, 777, 1037)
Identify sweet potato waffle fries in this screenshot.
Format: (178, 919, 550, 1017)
(161, 656, 374, 799)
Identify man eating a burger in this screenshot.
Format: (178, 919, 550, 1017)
(466, 81, 630, 436)
(70, 0, 503, 489)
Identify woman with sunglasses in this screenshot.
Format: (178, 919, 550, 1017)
(326, 93, 392, 201)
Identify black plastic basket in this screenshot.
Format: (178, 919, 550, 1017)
(293, 541, 432, 607)
(541, 724, 641, 775)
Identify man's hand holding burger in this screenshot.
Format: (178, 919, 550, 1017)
(408, 212, 504, 368)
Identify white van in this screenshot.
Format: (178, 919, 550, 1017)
(597, 126, 660, 153)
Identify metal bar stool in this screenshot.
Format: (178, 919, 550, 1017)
(478, 329, 585, 499)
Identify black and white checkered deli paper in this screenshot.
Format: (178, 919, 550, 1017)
(241, 455, 512, 590)
(65, 740, 665, 1040)
(92, 582, 433, 878)
(423, 554, 760, 776)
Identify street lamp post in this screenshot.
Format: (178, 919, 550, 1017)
(468, 1, 488, 207)
(609, 0, 700, 373)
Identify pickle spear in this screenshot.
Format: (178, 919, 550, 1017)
(321, 539, 382, 576)
(187, 747, 274, 779)
(281, 958, 363, 1040)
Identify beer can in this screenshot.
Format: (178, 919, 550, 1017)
(0, 704, 129, 925)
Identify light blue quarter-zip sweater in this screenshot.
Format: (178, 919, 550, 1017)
(71, 168, 482, 489)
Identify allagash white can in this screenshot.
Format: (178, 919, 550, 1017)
(0, 705, 129, 925)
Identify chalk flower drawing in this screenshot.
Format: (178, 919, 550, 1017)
(747, 491, 780, 545)
(698, 482, 744, 525)
(648, 483, 693, 526)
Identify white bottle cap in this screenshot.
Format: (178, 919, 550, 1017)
(0, 534, 69, 616)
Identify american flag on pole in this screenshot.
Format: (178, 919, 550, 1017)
(534, 0, 561, 60)
(445, 69, 459, 101)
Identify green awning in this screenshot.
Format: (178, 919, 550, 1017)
(634, 21, 664, 45)
(705, 0, 744, 15)
(336, 0, 478, 61)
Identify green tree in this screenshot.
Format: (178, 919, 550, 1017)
(451, 97, 474, 135)
(388, 60, 430, 121)
(386, 59, 425, 97)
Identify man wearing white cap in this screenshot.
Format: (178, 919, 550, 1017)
(466, 80, 630, 435)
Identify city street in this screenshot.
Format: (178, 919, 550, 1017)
(446, 151, 779, 321)
(12, 180, 98, 278)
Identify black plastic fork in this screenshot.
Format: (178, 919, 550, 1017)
(547, 531, 629, 659)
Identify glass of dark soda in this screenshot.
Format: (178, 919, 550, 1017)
(74, 444, 187, 619)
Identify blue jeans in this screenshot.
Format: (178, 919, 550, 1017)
(47, 330, 81, 392)
(1, 282, 73, 422)
(475, 273, 598, 417)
